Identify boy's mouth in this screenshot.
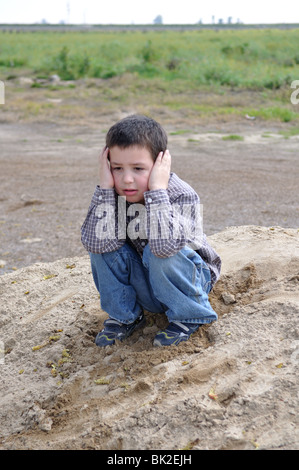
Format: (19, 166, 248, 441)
(123, 189, 138, 195)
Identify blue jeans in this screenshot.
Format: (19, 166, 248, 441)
(89, 243, 217, 325)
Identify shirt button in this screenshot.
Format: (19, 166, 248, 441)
(147, 197, 152, 203)
(98, 195, 103, 201)
(141, 241, 145, 246)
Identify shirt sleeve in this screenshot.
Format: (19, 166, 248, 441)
(81, 186, 125, 253)
(143, 188, 203, 258)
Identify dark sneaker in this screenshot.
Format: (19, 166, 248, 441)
(95, 312, 146, 347)
(153, 321, 200, 347)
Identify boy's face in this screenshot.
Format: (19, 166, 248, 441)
(109, 145, 154, 203)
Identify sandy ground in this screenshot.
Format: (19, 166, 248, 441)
(0, 226, 298, 450)
(0, 92, 299, 449)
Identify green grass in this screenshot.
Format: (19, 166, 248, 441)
(244, 106, 298, 122)
(2, 28, 299, 123)
(1, 28, 299, 90)
(169, 129, 192, 135)
(278, 127, 299, 137)
(222, 134, 244, 141)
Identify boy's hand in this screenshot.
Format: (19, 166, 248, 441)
(148, 150, 171, 191)
(98, 147, 114, 189)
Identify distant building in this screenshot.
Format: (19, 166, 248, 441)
(153, 15, 163, 25)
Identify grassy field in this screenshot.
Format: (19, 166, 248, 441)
(1, 27, 299, 123)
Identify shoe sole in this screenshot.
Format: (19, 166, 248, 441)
(153, 334, 189, 347)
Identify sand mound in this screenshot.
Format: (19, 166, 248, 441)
(0, 225, 298, 450)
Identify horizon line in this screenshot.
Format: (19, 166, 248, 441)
(0, 22, 298, 26)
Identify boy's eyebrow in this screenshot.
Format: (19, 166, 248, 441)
(110, 161, 146, 166)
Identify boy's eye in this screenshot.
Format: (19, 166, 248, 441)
(111, 166, 144, 171)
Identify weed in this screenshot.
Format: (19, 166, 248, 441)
(278, 127, 299, 138)
(170, 130, 192, 135)
(140, 40, 160, 63)
(222, 134, 244, 141)
(253, 106, 298, 122)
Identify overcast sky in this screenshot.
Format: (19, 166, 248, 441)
(0, 0, 297, 25)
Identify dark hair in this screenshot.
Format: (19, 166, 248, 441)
(106, 114, 168, 161)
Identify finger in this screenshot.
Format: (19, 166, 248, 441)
(100, 147, 110, 166)
(99, 148, 105, 161)
(161, 150, 171, 167)
(160, 149, 170, 160)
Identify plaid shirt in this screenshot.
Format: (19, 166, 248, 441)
(81, 172, 221, 287)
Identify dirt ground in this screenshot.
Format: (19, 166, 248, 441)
(0, 83, 299, 450)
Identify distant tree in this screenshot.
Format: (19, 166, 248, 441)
(153, 15, 163, 24)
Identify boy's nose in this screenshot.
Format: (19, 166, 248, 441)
(123, 171, 134, 184)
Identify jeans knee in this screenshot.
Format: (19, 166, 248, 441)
(90, 251, 117, 271)
(90, 244, 137, 269)
(89, 251, 104, 268)
(142, 243, 167, 270)
(141, 243, 152, 269)
(142, 244, 181, 276)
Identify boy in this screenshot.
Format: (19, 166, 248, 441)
(81, 114, 221, 347)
